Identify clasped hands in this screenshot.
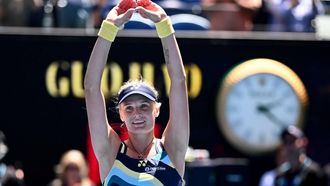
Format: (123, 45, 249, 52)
(106, 0, 167, 28)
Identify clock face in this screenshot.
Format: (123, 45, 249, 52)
(217, 59, 308, 155)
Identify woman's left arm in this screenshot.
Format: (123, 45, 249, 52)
(160, 33, 189, 163)
(136, 2, 189, 175)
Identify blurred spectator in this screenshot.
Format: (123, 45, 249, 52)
(28, 0, 45, 27)
(260, 125, 327, 186)
(48, 149, 96, 186)
(55, 0, 96, 28)
(90, 0, 107, 28)
(93, 0, 118, 27)
(324, 164, 330, 186)
(0, 0, 51, 27)
(264, 0, 325, 32)
(259, 145, 286, 186)
(0, 0, 97, 28)
(0, 130, 25, 186)
(201, 0, 262, 31)
(0, 0, 36, 26)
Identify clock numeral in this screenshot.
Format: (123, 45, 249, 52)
(272, 130, 281, 141)
(286, 105, 297, 114)
(283, 87, 295, 99)
(230, 119, 242, 128)
(228, 105, 239, 113)
(243, 129, 252, 140)
(258, 133, 265, 145)
(257, 76, 267, 87)
(272, 76, 281, 89)
(231, 88, 242, 98)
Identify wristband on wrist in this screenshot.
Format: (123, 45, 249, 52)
(98, 20, 119, 42)
(155, 17, 175, 38)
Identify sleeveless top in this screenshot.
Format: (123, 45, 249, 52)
(103, 138, 185, 186)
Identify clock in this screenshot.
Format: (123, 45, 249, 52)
(216, 58, 308, 155)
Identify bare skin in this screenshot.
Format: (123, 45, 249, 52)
(84, 0, 189, 182)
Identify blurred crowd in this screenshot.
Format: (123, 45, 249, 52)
(0, 129, 96, 186)
(0, 0, 329, 32)
(48, 149, 96, 186)
(0, 131, 24, 186)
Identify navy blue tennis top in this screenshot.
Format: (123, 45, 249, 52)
(103, 138, 185, 186)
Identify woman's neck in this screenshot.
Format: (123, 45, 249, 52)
(127, 133, 155, 159)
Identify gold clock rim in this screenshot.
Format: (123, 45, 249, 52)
(216, 58, 308, 155)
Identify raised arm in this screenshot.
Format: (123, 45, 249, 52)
(84, 3, 135, 180)
(136, 2, 190, 176)
(160, 30, 190, 168)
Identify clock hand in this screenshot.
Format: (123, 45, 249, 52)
(263, 100, 282, 109)
(257, 105, 288, 128)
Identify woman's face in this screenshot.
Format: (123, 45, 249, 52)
(119, 94, 159, 134)
(281, 135, 306, 165)
(63, 164, 81, 185)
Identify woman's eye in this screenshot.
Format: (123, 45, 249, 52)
(125, 106, 133, 113)
(140, 104, 150, 111)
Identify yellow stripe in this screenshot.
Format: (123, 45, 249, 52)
(112, 160, 164, 185)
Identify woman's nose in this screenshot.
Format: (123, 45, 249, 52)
(132, 107, 142, 116)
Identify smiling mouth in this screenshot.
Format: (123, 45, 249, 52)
(132, 121, 146, 128)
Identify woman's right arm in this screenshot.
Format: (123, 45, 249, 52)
(84, 4, 135, 180)
(84, 37, 119, 171)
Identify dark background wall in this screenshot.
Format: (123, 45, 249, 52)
(0, 30, 329, 186)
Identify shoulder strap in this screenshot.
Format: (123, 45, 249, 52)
(155, 138, 164, 154)
(118, 142, 128, 154)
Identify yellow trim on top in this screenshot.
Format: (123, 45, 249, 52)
(112, 160, 164, 185)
